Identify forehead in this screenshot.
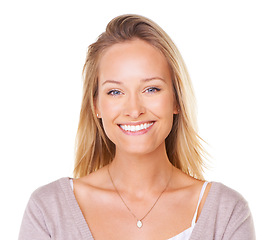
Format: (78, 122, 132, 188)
(98, 39, 171, 83)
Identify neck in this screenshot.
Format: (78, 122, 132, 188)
(109, 142, 173, 198)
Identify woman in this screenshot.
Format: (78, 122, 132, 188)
(19, 14, 255, 240)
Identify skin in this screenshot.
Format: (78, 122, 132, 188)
(73, 39, 211, 240)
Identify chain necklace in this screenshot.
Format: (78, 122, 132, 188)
(107, 165, 173, 229)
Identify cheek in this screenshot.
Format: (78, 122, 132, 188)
(97, 96, 122, 140)
(98, 107, 118, 143)
(149, 93, 175, 116)
(97, 94, 119, 117)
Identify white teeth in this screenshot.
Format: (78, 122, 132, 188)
(119, 122, 154, 132)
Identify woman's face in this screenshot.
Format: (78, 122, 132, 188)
(96, 39, 178, 155)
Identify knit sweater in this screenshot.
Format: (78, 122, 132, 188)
(18, 178, 255, 240)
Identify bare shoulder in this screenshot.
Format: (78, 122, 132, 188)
(72, 165, 112, 199)
(74, 165, 109, 186)
(171, 167, 212, 221)
(171, 167, 211, 190)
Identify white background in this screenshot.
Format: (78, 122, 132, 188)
(1, 0, 275, 239)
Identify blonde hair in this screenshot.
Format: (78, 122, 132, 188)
(74, 14, 206, 179)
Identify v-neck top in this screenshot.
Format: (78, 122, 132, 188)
(69, 179, 208, 240)
(19, 178, 256, 240)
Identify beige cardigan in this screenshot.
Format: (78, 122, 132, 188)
(18, 178, 255, 240)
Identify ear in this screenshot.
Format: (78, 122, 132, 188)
(93, 98, 101, 118)
(95, 110, 101, 119)
(173, 108, 179, 115)
(173, 99, 180, 115)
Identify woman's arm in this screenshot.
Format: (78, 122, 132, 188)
(223, 199, 256, 240)
(18, 197, 51, 240)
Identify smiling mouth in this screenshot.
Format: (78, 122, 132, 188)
(118, 122, 154, 132)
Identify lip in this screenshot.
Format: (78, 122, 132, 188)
(117, 121, 155, 136)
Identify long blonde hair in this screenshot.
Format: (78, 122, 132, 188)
(74, 14, 206, 180)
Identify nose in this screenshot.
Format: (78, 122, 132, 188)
(123, 93, 145, 119)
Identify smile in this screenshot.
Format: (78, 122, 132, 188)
(119, 122, 154, 133)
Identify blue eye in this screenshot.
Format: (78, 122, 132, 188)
(145, 87, 161, 93)
(107, 89, 122, 96)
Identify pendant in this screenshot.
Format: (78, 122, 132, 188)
(137, 220, 143, 228)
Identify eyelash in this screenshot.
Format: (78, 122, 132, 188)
(107, 87, 161, 96)
(144, 87, 161, 93)
(107, 89, 122, 96)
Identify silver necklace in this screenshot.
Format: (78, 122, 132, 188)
(107, 165, 173, 229)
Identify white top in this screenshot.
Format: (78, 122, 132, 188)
(168, 181, 208, 239)
(70, 179, 208, 240)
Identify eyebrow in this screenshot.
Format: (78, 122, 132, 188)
(102, 80, 122, 86)
(101, 77, 166, 86)
(142, 77, 166, 83)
